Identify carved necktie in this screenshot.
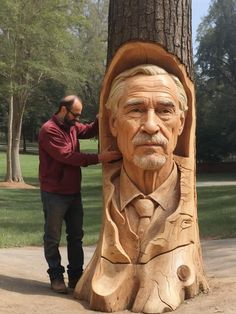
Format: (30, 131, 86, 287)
(132, 198, 155, 237)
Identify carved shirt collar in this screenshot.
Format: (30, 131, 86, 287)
(119, 162, 179, 212)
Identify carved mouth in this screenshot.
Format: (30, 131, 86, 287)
(136, 142, 162, 147)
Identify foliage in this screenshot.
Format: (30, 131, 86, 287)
(195, 0, 236, 162)
(78, 0, 109, 122)
(20, 0, 109, 148)
(0, 0, 109, 179)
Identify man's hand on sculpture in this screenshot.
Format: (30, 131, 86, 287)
(98, 150, 122, 163)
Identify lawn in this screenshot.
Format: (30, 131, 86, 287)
(0, 140, 102, 247)
(0, 141, 236, 248)
(197, 185, 236, 239)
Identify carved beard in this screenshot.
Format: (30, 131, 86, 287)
(132, 132, 168, 170)
(133, 154, 167, 170)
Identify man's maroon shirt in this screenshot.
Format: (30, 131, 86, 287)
(38, 115, 99, 194)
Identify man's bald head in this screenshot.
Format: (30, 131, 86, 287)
(58, 95, 81, 111)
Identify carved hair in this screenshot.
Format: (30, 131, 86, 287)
(105, 64, 188, 116)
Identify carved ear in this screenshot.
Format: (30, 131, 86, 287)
(178, 112, 186, 135)
(109, 115, 118, 137)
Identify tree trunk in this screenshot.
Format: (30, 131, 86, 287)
(5, 94, 14, 182)
(22, 130, 27, 153)
(5, 95, 25, 182)
(75, 1, 209, 313)
(11, 99, 25, 182)
(107, 0, 194, 80)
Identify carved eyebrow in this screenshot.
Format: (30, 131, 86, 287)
(124, 98, 145, 106)
(124, 98, 176, 109)
(158, 100, 175, 107)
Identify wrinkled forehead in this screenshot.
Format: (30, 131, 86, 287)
(123, 74, 177, 92)
(116, 74, 179, 105)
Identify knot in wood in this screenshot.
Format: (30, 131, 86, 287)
(177, 265, 191, 282)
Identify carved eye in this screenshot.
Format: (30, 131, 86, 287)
(127, 106, 145, 117)
(131, 108, 143, 113)
(156, 106, 174, 116)
(181, 218, 192, 229)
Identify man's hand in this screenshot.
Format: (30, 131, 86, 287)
(98, 150, 122, 163)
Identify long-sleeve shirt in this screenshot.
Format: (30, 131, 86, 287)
(38, 115, 99, 194)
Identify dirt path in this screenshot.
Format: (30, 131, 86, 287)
(0, 239, 236, 314)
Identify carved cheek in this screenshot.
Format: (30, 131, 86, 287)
(164, 124, 181, 153)
(117, 122, 138, 158)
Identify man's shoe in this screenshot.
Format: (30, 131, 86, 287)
(68, 278, 79, 289)
(50, 278, 68, 294)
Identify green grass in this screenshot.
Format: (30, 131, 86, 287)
(0, 141, 236, 247)
(0, 140, 102, 247)
(197, 185, 236, 239)
(197, 172, 236, 182)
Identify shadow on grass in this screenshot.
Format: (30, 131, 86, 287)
(0, 189, 41, 211)
(23, 177, 40, 186)
(0, 221, 43, 232)
(0, 274, 74, 299)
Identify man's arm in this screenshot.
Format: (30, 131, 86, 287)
(39, 126, 121, 167)
(77, 118, 99, 139)
(39, 127, 99, 167)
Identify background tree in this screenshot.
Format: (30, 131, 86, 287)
(0, 0, 108, 182)
(0, 0, 86, 182)
(78, 0, 109, 121)
(195, 0, 236, 162)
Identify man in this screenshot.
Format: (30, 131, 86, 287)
(38, 95, 121, 294)
(75, 65, 202, 313)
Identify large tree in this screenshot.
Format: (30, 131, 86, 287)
(0, 0, 86, 182)
(195, 0, 236, 162)
(77, 0, 109, 122)
(3, 0, 109, 156)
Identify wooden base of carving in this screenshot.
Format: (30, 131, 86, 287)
(75, 245, 208, 313)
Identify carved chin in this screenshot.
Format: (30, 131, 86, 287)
(133, 154, 167, 170)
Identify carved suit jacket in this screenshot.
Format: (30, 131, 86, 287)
(100, 156, 195, 265)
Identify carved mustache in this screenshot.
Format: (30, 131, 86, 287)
(132, 132, 168, 147)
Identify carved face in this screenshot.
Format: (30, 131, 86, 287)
(109, 74, 185, 170)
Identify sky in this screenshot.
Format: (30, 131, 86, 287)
(192, 0, 211, 51)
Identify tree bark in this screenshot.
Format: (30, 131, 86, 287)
(5, 94, 13, 182)
(107, 0, 194, 80)
(5, 94, 25, 182)
(11, 98, 25, 182)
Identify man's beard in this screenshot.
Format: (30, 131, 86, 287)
(64, 114, 76, 127)
(132, 132, 168, 170)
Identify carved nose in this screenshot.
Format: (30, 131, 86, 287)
(141, 110, 160, 134)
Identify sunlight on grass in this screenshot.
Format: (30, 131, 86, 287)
(1, 142, 236, 247)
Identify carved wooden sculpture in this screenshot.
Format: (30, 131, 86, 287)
(75, 1, 209, 313)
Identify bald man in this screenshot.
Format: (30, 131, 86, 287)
(38, 95, 121, 294)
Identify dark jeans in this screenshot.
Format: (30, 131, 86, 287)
(41, 191, 84, 280)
